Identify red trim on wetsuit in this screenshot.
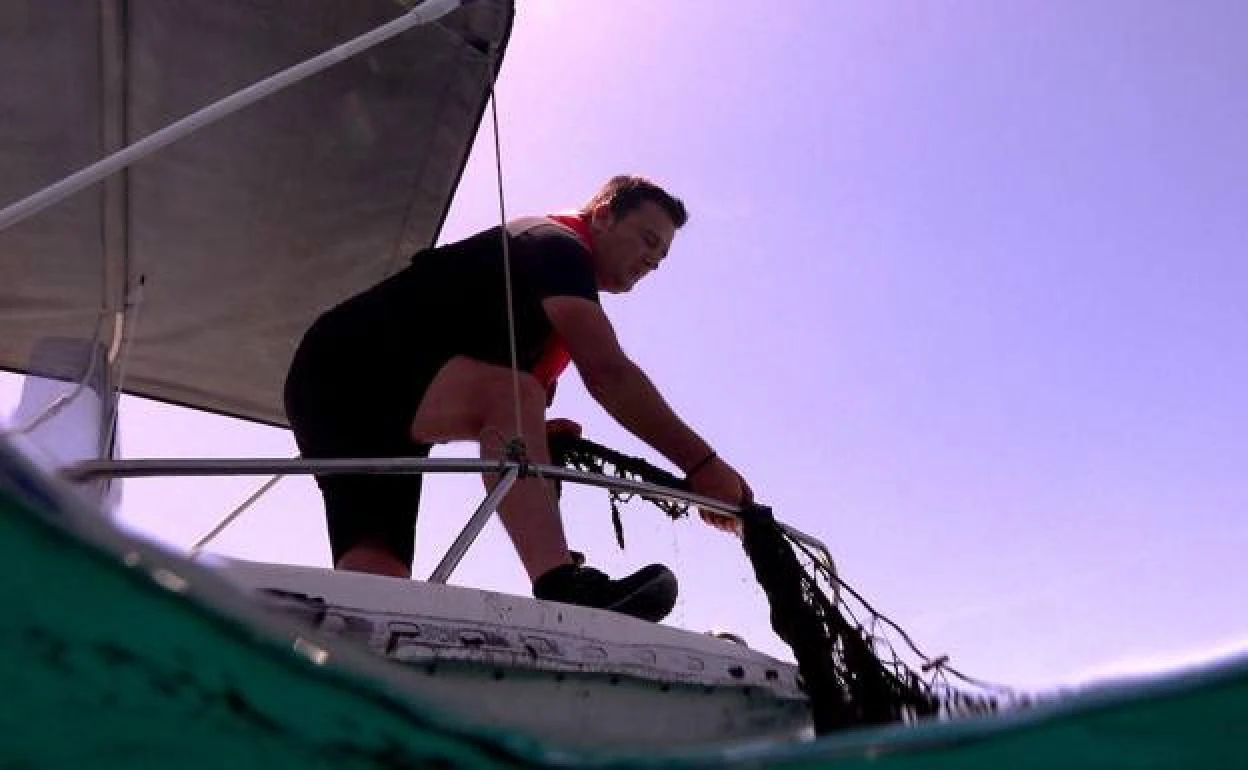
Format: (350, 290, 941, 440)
(548, 213, 594, 248)
(530, 213, 594, 391)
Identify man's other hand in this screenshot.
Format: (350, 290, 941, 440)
(689, 456, 751, 535)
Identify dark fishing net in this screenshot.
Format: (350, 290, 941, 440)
(548, 434, 1027, 734)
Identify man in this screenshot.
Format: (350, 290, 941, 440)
(284, 175, 750, 622)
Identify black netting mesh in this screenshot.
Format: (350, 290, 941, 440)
(548, 434, 1028, 734)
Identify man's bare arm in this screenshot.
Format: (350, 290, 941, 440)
(542, 295, 712, 472)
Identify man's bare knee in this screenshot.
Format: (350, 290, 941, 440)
(411, 357, 545, 443)
(482, 371, 545, 426)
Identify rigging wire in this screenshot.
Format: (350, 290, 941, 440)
(486, 66, 526, 449)
(480, 53, 568, 530)
(190, 473, 286, 556)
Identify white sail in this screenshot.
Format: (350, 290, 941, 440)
(0, 0, 513, 425)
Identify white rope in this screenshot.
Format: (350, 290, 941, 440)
(2, 277, 142, 446)
(3, 312, 108, 436)
(100, 276, 145, 459)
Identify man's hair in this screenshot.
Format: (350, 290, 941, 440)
(579, 175, 688, 228)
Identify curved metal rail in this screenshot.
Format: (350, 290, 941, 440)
(64, 455, 837, 586)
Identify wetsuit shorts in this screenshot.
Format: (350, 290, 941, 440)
(283, 315, 437, 569)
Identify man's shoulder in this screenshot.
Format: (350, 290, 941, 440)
(415, 218, 588, 268)
(507, 216, 587, 251)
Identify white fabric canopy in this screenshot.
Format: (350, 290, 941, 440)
(0, 0, 513, 425)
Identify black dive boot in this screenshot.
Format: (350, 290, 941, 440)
(533, 562, 678, 622)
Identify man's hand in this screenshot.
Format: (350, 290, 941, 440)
(688, 456, 752, 535)
(545, 417, 582, 437)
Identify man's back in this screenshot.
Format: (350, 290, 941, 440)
(298, 218, 596, 398)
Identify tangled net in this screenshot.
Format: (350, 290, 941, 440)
(548, 434, 1029, 734)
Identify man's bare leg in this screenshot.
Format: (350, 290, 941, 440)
(335, 542, 411, 578)
(396, 357, 677, 622)
(407, 356, 571, 581)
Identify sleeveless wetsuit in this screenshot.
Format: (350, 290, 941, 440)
(284, 216, 598, 566)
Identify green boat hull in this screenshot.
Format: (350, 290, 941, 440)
(1, 446, 1244, 768)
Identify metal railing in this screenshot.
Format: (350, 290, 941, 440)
(64, 455, 837, 586)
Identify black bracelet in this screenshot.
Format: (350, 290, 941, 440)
(685, 450, 717, 477)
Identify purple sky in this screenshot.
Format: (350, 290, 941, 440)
(3, 1, 1246, 690)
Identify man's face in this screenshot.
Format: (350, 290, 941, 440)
(590, 200, 677, 293)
